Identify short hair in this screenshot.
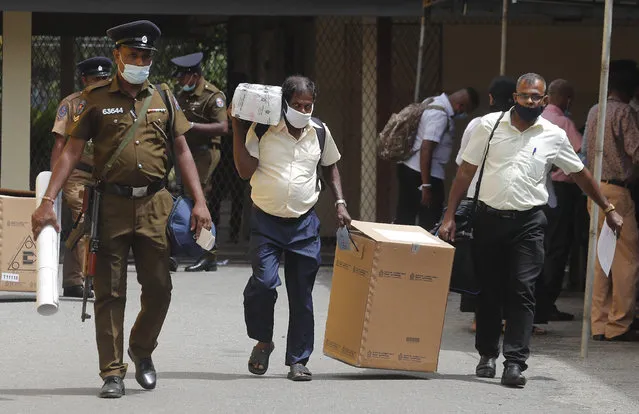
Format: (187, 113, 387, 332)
(281, 75, 318, 105)
(608, 60, 639, 97)
(547, 79, 573, 98)
(488, 76, 516, 111)
(465, 87, 480, 109)
(517, 73, 547, 93)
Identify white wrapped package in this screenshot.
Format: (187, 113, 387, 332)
(35, 171, 61, 316)
(231, 83, 282, 126)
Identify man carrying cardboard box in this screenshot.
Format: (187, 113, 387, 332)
(231, 75, 351, 381)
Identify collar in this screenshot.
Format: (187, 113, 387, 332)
(434, 93, 455, 117)
(543, 103, 565, 117)
(192, 78, 206, 97)
(109, 75, 153, 98)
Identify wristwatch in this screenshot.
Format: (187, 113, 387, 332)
(335, 199, 347, 208)
(418, 183, 432, 190)
(604, 203, 616, 214)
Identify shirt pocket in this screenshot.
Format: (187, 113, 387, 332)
(297, 143, 322, 176)
(524, 155, 547, 182)
(146, 112, 167, 130)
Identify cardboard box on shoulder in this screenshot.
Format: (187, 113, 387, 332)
(0, 190, 37, 292)
(323, 220, 454, 373)
(231, 83, 282, 126)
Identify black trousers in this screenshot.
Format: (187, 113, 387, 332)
(473, 205, 546, 371)
(395, 163, 445, 231)
(535, 182, 582, 320)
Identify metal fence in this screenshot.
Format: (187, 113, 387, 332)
(26, 17, 437, 259)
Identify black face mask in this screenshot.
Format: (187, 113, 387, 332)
(514, 103, 544, 122)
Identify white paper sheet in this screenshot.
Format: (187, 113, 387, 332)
(597, 221, 617, 278)
(374, 228, 439, 245)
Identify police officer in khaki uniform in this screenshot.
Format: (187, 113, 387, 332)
(51, 56, 112, 298)
(171, 52, 228, 272)
(32, 20, 211, 399)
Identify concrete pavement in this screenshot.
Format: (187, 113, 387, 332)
(0, 265, 637, 413)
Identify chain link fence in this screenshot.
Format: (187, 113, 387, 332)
(313, 16, 441, 227)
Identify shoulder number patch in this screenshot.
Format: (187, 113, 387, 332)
(215, 97, 225, 108)
(102, 107, 124, 115)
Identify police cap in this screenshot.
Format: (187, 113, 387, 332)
(171, 52, 204, 78)
(76, 56, 113, 77)
(106, 20, 161, 51)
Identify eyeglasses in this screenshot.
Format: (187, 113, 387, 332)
(515, 93, 546, 103)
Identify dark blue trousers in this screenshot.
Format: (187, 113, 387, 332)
(243, 206, 321, 366)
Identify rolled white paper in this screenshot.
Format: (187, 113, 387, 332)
(35, 171, 60, 316)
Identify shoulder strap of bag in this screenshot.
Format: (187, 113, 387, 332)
(155, 84, 180, 193)
(472, 111, 506, 205)
(101, 92, 154, 179)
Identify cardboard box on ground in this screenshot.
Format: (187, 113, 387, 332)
(324, 220, 455, 373)
(0, 189, 37, 292)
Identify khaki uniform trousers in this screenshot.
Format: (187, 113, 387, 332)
(185, 147, 220, 199)
(94, 188, 174, 379)
(589, 183, 639, 338)
(62, 169, 94, 288)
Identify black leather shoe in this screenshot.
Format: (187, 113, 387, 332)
(128, 348, 156, 390)
(501, 364, 526, 388)
(607, 330, 639, 342)
(169, 256, 178, 272)
(476, 356, 497, 378)
(99, 376, 125, 398)
(185, 253, 217, 272)
(63, 285, 94, 299)
(548, 309, 574, 321)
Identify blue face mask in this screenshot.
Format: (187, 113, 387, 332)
(181, 75, 197, 92)
(454, 112, 468, 120)
(182, 83, 196, 92)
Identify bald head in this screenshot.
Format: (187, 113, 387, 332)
(547, 79, 574, 110)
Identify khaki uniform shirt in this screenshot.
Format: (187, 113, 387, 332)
(67, 76, 191, 186)
(52, 91, 95, 166)
(177, 78, 227, 147)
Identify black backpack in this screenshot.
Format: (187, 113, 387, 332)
(254, 117, 327, 191)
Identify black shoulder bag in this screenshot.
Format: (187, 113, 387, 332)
(431, 111, 505, 295)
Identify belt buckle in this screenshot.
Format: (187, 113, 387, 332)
(131, 186, 148, 198)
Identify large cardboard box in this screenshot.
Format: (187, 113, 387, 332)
(0, 190, 37, 292)
(323, 220, 454, 373)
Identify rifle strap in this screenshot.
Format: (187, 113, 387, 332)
(101, 92, 154, 180)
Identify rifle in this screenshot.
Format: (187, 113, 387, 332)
(65, 185, 101, 322)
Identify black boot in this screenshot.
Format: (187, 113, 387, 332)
(185, 251, 217, 272)
(99, 376, 125, 398)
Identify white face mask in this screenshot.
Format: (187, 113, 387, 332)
(119, 55, 151, 85)
(284, 102, 313, 129)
